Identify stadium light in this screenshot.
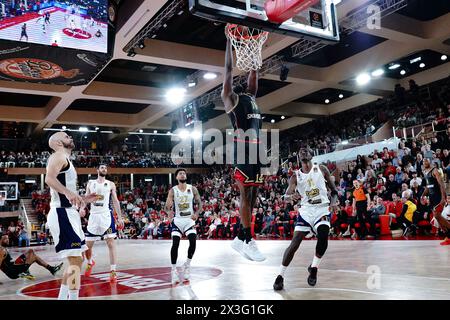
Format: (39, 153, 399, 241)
(356, 73, 371, 86)
(371, 69, 384, 77)
(325, 99, 330, 104)
(166, 88, 187, 104)
(154, 130, 158, 134)
(339, 94, 344, 99)
(400, 70, 406, 75)
(203, 73, 217, 80)
(79, 127, 89, 132)
(139, 129, 143, 133)
(281, 116, 285, 120)
(441, 55, 447, 61)
(419, 63, 425, 68)
(192, 131, 202, 140)
(271, 119, 275, 123)
(388, 63, 400, 70)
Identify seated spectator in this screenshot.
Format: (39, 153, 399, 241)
(18, 226, 29, 247)
(398, 190, 417, 236)
(367, 197, 385, 236)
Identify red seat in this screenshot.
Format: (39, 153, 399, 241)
(340, 223, 348, 229)
(417, 221, 430, 227)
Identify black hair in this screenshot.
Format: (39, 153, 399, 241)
(97, 163, 107, 169)
(175, 168, 187, 177)
(233, 84, 246, 94)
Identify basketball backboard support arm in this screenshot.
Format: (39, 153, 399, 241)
(189, 0, 339, 43)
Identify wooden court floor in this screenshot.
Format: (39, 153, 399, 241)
(0, 239, 449, 300)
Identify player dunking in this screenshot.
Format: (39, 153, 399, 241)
(165, 169, 202, 285)
(82, 164, 124, 283)
(44, 12, 50, 24)
(221, 35, 265, 261)
(45, 132, 97, 300)
(273, 148, 338, 290)
(421, 157, 450, 240)
(19, 23, 28, 41)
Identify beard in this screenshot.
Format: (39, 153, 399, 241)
(62, 141, 75, 150)
(99, 172, 107, 177)
(178, 179, 187, 184)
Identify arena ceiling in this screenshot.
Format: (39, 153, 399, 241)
(0, 0, 449, 137)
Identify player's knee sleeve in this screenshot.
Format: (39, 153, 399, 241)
(171, 236, 181, 264)
(316, 225, 329, 257)
(187, 233, 196, 259)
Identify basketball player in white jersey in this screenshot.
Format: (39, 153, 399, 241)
(165, 168, 202, 285)
(45, 132, 97, 300)
(81, 164, 124, 282)
(273, 148, 338, 290)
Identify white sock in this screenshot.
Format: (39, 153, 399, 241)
(110, 264, 116, 271)
(311, 256, 322, 268)
(185, 258, 192, 266)
(172, 264, 177, 271)
(58, 284, 69, 300)
(68, 289, 79, 300)
(88, 257, 94, 264)
(279, 265, 287, 277)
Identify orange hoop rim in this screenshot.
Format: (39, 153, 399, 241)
(226, 23, 268, 41)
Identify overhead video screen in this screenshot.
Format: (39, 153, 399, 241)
(0, 0, 108, 53)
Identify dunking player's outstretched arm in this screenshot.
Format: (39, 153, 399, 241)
(283, 174, 300, 202)
(246, 70, 258, 97)
(221, 37, 238, 113)
(165, 188, 174, 222)
(192, 186, 203, 221)
(320, 165, 339, 210)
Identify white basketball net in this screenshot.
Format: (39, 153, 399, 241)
(226, 24, 269, 72)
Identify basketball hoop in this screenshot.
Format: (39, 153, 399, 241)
(226, 24, 269, 72)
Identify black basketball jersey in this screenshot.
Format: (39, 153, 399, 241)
(227, 93, 261, 142)
(422, 168, 438, 195)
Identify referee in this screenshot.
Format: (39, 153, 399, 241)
(352, 180, 371, 239)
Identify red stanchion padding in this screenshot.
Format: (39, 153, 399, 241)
(379, 215, 390, 235)
(264, 0, 320, 24)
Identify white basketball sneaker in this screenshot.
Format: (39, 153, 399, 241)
(242, 239, 266, 262)
(182, 263, 190, 282)
(231, 236, 246, 257)
(171, 269, 181, 286)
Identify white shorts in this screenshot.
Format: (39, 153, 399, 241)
(47, 207, 88, 259)
(294, 205, 331, 234)
(171, 217, 196, 238)
(86, 209, 117, 241)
